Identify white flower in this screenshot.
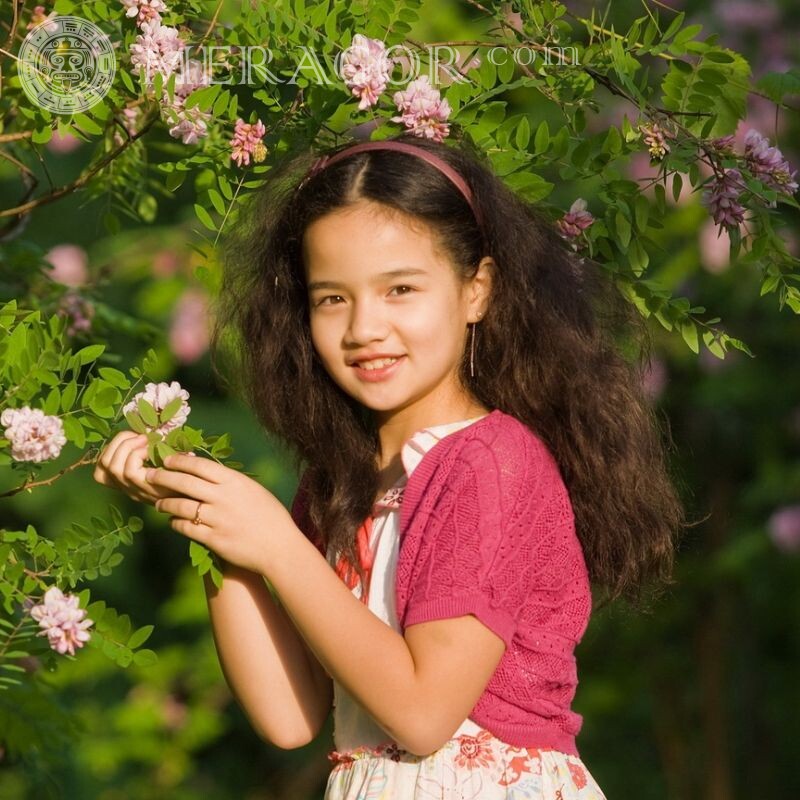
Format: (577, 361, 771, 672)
(122, 380, 191, 436)
(28, 586, 94, 656)
(1, 406, 67, 462)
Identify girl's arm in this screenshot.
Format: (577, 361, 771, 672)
(202, 562, 333, 749)
(264, 524, 506, 757)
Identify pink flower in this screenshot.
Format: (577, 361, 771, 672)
(168, 288, 210, 364)
(743, 128, 798, 196)
(56, 290, 95, 336)
(28, 587, 94, 656)
(164, 103, 211, 145)
(113, 106, 143, 146)
(157, 59, 212, 146)
(1, 406, 67, 462)
(340, 34, 394, 111)
(121, 0, 166, 27)
(639, 121, 673, 160)
(767, 505, 800, 553)
(130, 19, 184, 86)
(123, 381, 191, 436)
(44, 244, 88, 287)
(556, 198, 594, 239)
(230, 118, 267, 167)
(174, 57, 210, 99)
(26, 5, 58, 33)
(46, 130, 82, 154)
(391, 75, 452, 142)
(702, 168, 747, 230)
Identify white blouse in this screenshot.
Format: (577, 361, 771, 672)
(326, 414, 490, 752)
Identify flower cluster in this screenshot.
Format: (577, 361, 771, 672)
(556, 198, 595, 248)
(340, 35, 452, 142)
(340, 34, 394, 111)
(27, 586, 94, 656)
(122, 380, 191, 436)
(743, 129, 799, 196)
(121, 0, 166, 27)
(230, 118, 268, 168)
(768, 505, 800, 554)
(702, 128, 798, 231)
(26, 5, 58, 32)
(129, 18, 184, 85)
(391, 76, 452, 142)
(127, 13, 212, 145)
(702, 168, 747, 230)
(639, 121, 673, 160)
(56, 290, 95, 337)
(1, 406, 67, 462)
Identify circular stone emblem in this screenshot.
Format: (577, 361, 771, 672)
(18, 15, 116, 114)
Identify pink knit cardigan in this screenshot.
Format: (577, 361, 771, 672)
(290, 408, 593, 757)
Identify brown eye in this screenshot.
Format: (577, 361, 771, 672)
(389, 285, 415, 296)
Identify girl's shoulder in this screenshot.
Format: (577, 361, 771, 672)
(408, 408, 562, 505)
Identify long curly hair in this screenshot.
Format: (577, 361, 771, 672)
(210, 130, 690, 611)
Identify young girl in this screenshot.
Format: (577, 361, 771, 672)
(95, 132, 684, 798)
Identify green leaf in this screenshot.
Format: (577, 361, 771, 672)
(32, 126, 53, 144)
(166, 171, 186, 192)
(137, 399, 159, 427)
(73, 112, 103, 135)
(159, 396, 183, 424)
(63, 414, 85, 447)
(194, 204, 216, 232)
(98, 367, 129, 388)
(44, 387, 61, 415)
(127, 625, 154, 649)
(124, 411, 147, 433)
(615, 210, 631, 249)
(662, 12, 686, 43)
(133, 649, 158, 667)
(515, 116, 531, 150)
(680, 320, 699, 352)
(75, 344, 105, 365)
(208, 189, 226, 216)
(672, 173, 683, 203)
(534, 120, 550, 155)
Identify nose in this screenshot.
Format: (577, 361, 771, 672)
(345, 297, 390, 346)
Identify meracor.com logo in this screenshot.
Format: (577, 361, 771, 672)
(18, 15, 116, 114)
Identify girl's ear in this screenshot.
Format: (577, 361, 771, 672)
(469, 257, 494, 319)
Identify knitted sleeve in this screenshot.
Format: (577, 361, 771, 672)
(402, 429, 563, 650)
(289, 468, 327, 558)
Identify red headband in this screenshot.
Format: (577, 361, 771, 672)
(299, 140, 484, 230)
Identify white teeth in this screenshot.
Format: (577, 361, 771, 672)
(357, 357, 400, 370)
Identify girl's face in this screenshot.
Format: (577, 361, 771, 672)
(303, 200, 492, 426)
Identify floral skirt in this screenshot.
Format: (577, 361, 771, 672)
(324, 730, 608, 799)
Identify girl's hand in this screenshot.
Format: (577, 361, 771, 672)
(144, 453, 294, 576)
(93, 430, 172, 506)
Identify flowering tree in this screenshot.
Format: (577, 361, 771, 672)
(1, 0, 799, 789)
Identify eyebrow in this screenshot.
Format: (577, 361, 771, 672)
(307, 268, 429, 292)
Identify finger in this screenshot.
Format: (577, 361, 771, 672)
(155, 496, 212, 522)
(97, 430, 146, 467)
(123, 442, 164, 499)
(165, 513, 213, 546)
(94, 431, 147, 478)
(146, 468, 216, 503)
(107, 433, 150, 480)
(160, 453, 223, 484)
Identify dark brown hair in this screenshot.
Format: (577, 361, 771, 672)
(210, 130, 689, 610)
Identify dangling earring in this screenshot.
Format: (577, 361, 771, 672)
(470, 311, 482, 378)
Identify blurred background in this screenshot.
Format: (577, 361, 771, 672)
(1, 0, 799, 798)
